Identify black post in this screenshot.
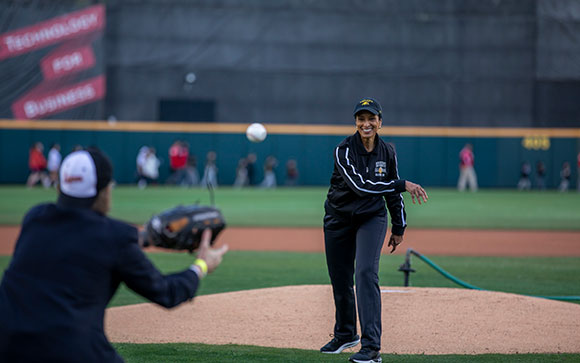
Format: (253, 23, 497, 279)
(398, 248, 415, 287)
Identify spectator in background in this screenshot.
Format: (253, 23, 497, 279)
(246, 153, 257, 186)
(47, 143, 62, 187)
(457, 143, 478, 192)
(201, 151, 218, 188)
(139, 147, 161, 189)
(72, 144, 83, 152)
(260, 156, 278, 188)
(285, 159, 299, 186)
(536, 160, 546, 190)
(233, 157, 249, 188)
(559, 161, 571, 192)
(136, 146, 149, 188)
(167, 141, 189, 185)
(26, 142, 50, 188)
(517, 161, 531, 191)
(183, 155, 200, 187)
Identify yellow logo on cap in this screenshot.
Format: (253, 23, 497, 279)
(360, 99, 373, 105)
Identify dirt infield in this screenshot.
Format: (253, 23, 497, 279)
(3, 225, 580, 354)
(2, 226, 580, 256)
(106, 285, 580, 354)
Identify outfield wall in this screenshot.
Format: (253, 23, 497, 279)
(1, 120, 579, 188)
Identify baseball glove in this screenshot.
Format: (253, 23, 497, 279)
(142, 205, 226, 252)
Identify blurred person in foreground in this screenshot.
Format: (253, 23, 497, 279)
(320, 98, 428, 363)
(457, 143, 478, 192)
(0, 148, 228, 362)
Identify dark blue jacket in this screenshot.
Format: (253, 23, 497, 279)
(326, 133, 407, 235)
(0, 203, 200, 362)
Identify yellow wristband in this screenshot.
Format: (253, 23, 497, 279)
(193, 259, 208, 277)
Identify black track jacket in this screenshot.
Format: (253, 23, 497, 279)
(325, 132, 407, 235)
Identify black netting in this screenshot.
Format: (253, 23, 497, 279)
(1, 0, 579, 126)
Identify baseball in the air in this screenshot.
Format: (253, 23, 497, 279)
(246, 123, 267, 143)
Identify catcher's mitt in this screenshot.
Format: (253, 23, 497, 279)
(142, 205, 226, 252)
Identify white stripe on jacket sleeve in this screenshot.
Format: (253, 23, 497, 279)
(335, 146, 398, 194)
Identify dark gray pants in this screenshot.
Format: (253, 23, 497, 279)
(323, 212, 387, 351)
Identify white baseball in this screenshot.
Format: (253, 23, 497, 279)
(246, 123, 267, 143)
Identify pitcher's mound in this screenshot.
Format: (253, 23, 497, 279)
(106, 285, 580, 355)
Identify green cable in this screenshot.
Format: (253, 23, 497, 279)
(409, 250, 580, 302)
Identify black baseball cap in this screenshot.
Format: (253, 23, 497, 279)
(353, 98, 382, 118)
(57, 148, 113, 209)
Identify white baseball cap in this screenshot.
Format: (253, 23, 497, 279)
(58, 148, 113, 208)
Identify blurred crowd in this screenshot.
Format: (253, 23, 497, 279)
(456, 143, 579, 192)
(515, 160, 573, 192)
(26, 142, 81, 189)
(25, 140, 578, 192)
(27, 140, 300, 190)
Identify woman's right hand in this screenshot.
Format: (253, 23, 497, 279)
(405, 181, 428, 204)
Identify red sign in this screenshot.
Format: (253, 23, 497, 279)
(11, 75, 105, 119)
(40, 45, 95, 80)
(0, 4, 105, 61)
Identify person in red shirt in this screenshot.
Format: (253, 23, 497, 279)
(457, 143, 478, 192)
(167, 140, 189, 185)
(26, 142, 50, 188)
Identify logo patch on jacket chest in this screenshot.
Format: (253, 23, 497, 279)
(375, 161, 386, 177)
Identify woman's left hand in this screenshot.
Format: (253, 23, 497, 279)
(388, 234, 404, 253)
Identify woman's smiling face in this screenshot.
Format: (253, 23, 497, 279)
(355, 111, 382, 141)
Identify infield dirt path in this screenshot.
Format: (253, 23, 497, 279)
(1, 226, 580, 256)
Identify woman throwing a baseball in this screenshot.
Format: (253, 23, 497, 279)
(320, 98, 427, 363)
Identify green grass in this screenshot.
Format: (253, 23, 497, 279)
(2, 252, 578, 307)
(113, 343, 580, 362)
(1, 186, 580, 229)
